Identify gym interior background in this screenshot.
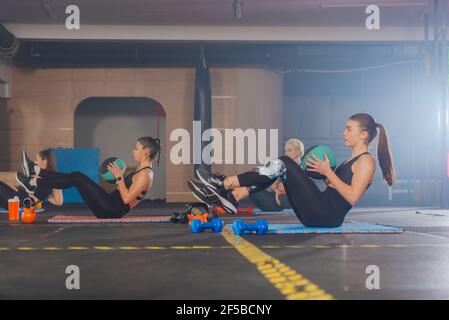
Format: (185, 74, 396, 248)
(0, 0, 449, 301)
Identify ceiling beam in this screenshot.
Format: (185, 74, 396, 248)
(4, 23, 433, 42)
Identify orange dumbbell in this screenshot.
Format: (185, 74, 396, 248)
(186, 202, 213, 223)
(187, 213, 209, 223)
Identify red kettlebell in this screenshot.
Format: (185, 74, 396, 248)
(21, 198, 37, 224)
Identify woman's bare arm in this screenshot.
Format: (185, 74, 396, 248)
(325, 156, 375, 206)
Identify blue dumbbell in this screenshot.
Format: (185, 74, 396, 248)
(190, 218, 224, 233)
(232, 220, 268, 235)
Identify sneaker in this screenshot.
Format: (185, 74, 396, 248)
(187, 179, 219, 206)
(202, 183, 238, 215)
(16, 171, 36, 194)
(21, 150, 37, 177)
(188, 179, 238, 215)
(195, 168, 226, 191)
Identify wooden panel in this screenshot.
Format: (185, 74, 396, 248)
(6, 129, 73, 147)
(0, 143, 74, 163)
(134, 68, 194, 82)
(12, 80, 72, 98)
(7, 112, 74, 130)
(210, 68, 240, 83)
(0, 172, 17, 189)
(9, 97, 74, 114)
(72, 69, 105, 81)
(0, 162, 18, 171)
(12, 68, 72, 82)
(166, 193, 196, 203)
(104, 69, 135, 81)
(104, 81, 134, 96)
(72, 81, 105, 98)
(133, 81, 194, 111)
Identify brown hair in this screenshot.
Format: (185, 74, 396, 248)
(349, 113, 396, 186)
(137, 136, 161, 166)
(38, 148, 57, 172)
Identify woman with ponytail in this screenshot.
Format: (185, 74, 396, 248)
(0, 148, 63, 210)
(190, 113, 395, 227)
(17, 137, 161, 219)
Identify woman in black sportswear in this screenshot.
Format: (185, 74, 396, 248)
(190, 113, 396, 227)
(18, 137, 161, 219)
(0, 149, 63, 210)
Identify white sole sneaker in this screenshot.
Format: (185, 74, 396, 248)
(21, 151, 30, 177)
(195, 169, 218, 191)
(203, 184, 237, 215)
(16, 172, 35, 194)
(187, 179, 217, 206)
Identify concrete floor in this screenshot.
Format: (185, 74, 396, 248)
(1, 203, 449, 300)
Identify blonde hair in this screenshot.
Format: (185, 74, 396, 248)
(285, 139, 305, 157)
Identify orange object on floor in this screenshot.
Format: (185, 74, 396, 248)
(21, 207, 37, 224)
(211, 206, 226, 215)
(211, 206, 254, 215)
(8, 197, 20, 221)
(187, 213, 208, 223)
(237, 207, 254, 214)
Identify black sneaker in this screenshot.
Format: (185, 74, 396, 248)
(203, 183, 238, 215)
(187, 179, 220, 206)
(16, 171, 36, 194)
(195, 168, 226, 191)
(187, 179, 238, 215)
(21, 150, 37, 177)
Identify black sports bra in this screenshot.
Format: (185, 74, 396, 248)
(334, 152, 372, 187)
(324, 152, 372, 212)
(124, 166, 153, 201)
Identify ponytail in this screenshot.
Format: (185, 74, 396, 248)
(153, 138, 161, 166)
(376, 123, 396, 186)
(137, 136, 162, 166)
(349, 113, 396, 186)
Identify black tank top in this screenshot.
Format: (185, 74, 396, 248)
(124, 166, 152, 188)
(324, 152, 372, 212)
(111, 166, 153, 209)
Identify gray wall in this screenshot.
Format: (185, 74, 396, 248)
(75, 97, 166, 200)
(283, 56, 438, 207)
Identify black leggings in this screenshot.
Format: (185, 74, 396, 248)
(249, 189, 292, 212)
(0, 181, 28, 209)
(238, 156, 348, 227)
(37, 170, 129, 218)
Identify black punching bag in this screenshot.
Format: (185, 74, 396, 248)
(194, 46, 212, 175)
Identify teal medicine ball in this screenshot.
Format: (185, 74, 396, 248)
(100, 157, 126, 183)
(301, 145, 337, 180)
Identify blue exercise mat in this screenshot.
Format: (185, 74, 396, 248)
(226, 222, 402, 234)
(253, 209, 294, 215)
